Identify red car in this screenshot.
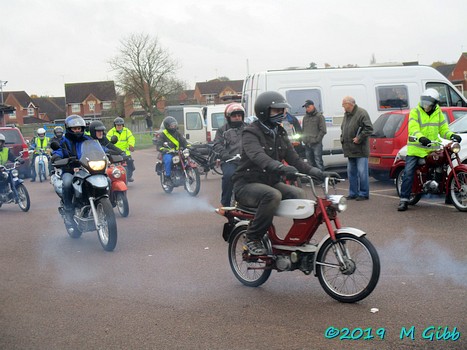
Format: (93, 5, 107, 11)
(0, 126, 30, 178)
(369, 107, 467, 181)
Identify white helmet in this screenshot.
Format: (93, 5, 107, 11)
(420, 88, 439, 111)
(37, 128, 46, 137)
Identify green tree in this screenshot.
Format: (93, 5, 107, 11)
(109, 33, 185, 117)
(308, 62, 318, 69)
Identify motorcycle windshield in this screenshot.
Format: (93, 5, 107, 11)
(79, 140, 107, 168)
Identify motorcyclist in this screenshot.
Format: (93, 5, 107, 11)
(29, 127, 50, 182)
(156, 116, 189, 186)
(107, 117, 136, 182)
(89, 120, 124, 156)
(48, 126, 64, 173)
(213, 103, 246, 206)
(397, 88, 462, 211)
(51, 115, 92, 224)
(232, 91, 340, 255)
(0, 133, 19, 195)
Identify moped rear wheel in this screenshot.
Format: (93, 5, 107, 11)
(95, 198, 118, 252)
(184, 167, 200, 196)
(449, 170, 467, 212)
(16, 184, 30, 212)
(228, 225, 271, 287)
(316, 233, 380, 303)
(395, 168, 422, 205)
(115, 191, 129, 217)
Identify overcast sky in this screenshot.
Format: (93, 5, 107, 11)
(1, 0, 466, 97)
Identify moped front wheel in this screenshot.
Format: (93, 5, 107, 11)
(316, 233, 380, 303)
(16, 184, 31, 212)
(39, 162, 45, 182)
(184, 167, 200, 196)
(160, 173, 173, 194)
(449, 170, 467, 212)
(228, 225, 271, 287)
(395, 168, 422, 205)
(115, 191, 129, 217)
(95, 198, 117, 252)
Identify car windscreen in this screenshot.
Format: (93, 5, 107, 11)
(371, 113, 405, 138)
(1, 129, 22, 144)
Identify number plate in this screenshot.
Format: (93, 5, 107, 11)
(369, 157, 380, 164)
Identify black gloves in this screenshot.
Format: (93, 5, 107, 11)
(451, 134, 462, 143)
(323, 171, 341, 179)
(278, 164, 298, 180)
(419, 137, 431, 146)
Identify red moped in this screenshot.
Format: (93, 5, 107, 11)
(107, 154, 129, 217)
(216, 174, 380, 303)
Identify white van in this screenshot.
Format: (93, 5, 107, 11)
(242, 65, 467, 169)
(203, 104, 228, 142)
(164, 105, 206, 144)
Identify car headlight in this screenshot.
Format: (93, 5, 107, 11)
(172, 155, 180, 164)
(451, 142, 461, 154)
(183, 149, 190, 157)
(112, 167, 122, 178)
(11, 169, 19, 178)
(88, 160, 106, 171)
(329, 195, 347, 212)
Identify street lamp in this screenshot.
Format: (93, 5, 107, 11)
(0, 80, 7, 104)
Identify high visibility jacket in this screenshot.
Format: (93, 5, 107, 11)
(32, 137, 50, 153)
(0, 147, 15, 165)
(407, 104, 454, 158)
(106, 127, 135, 156)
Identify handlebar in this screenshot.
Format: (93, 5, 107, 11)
(225, 154, 241, 163)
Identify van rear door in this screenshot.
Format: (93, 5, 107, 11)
(183, 107, 206, 143)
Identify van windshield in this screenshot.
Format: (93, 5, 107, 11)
(372, 113, 405, 138)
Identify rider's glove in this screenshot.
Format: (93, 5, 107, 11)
(278, 164, 298, 180)
(419, 137, 431, 146)
(451, 134, 462, 143)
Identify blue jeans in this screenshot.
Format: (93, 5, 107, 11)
(61, 172, 74, 210)
(400, 155, 420, 201)
(347, 157, 369, 198)
(234, 182, 305, 240)
(163, 153, 173, 176)
(220, 162, 237, 206)
(305, 143, 324, 170)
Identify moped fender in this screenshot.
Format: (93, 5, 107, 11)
(86, 174, 109, 189)
(111, 180, 127, 192)
(225, 220, 250, 242)
(313, 227, 366, 276)
(389, 161, 405, 179)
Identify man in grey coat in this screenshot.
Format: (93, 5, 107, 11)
(301, 100, 327, 170)
(340, 96, 374, 200)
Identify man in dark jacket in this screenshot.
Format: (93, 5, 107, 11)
(340, 96, 373, 200)
(302, 99, 327, 170)
(213, 103, 246, 206)
(232, 91, 339, 255)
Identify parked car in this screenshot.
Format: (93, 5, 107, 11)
(0, 126, 30, 178)
(369, 107, 467, 181)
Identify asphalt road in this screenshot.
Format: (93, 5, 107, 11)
(1, 148, 466, 350)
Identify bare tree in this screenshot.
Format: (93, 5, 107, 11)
(370, 53, 376, 65)
(109, 33, 185, 117)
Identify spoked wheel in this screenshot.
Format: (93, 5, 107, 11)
(228, 225, 271, 287)
(16, 184, 31, 212)
(395, 168, 421, 205)
(115, 191, 129, 217)
(184, 167, 200, 196)
(95, 198, 117, 252)
(449, 170, 467, 212)
(160, 173, 173, 194)
(316, 233, 380, 303)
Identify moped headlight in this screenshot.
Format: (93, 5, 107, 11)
(112, 167, 122, 178)
(172, 155, 180, 164)
(2, 172, 8, 180)
(183, 149, 190, 157)
(11, 169, 19, 178)
(329, 195, 347, 212)
(451, 142, 461, 154)
(88, 160, 106, 171)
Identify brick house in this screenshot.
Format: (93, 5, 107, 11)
(28, 97, 66, 124)
(436, 53, 467, 97)
(65, 81, 117, 118)
(194, 80, 243, 105)
(1, 91, 40, 125)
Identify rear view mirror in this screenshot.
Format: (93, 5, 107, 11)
(110, 136, 118, 144)
(50, 141, 60, 151)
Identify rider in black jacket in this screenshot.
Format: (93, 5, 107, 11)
(232, 91, 339, 255)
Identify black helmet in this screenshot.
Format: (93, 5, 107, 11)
(114, 117, 125, 127)
(89, 120, 106, 139)
(53, 126, 64, 138)
(254, 91, 291, 123)
(65, 115, 86, 141)
(163, 116, 178, 133)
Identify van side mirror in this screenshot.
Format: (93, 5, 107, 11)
(110, 136, 118, 144)
(50, 141, 60, 151)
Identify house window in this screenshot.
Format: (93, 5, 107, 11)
(71, 104, 80, 113)
(133, 99, 142, 109)
(27, 107, 35, 116)
(88, 101, 96, 111)
(205, 94, 215, 104)
(103, 101, 112, 110)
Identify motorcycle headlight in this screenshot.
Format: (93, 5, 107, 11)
(183, 149, 190, 157)
(329, 195, 347, 212)
(11, 169, 19, 178)
(451, 142, 461, 154)
(172, 155, 180, 164)
(88, 160, 106, 171)
(2, 172, 8, 180)
(112, 167, 122, 178)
